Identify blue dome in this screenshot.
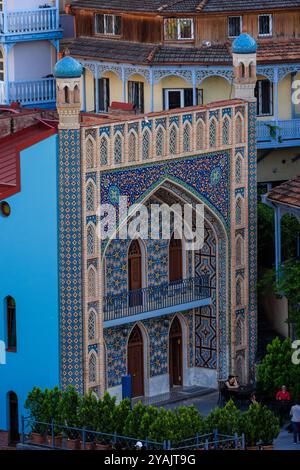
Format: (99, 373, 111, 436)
(54, 56, 83, 78)
(232, 33, 257, 54)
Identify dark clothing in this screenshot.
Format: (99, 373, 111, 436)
(291, 421, 300, 443)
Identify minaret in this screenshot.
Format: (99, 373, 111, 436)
(54, 50, 83, 129)
(232, 32, 257, 100)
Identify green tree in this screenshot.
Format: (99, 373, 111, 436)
(113, 398, 132, 435)
(203, 400, 241, 435)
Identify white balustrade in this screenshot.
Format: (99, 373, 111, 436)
(8, 78, 56, 105)
(2, 8, 58, 34)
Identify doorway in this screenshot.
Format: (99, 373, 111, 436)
(169, 235, 183, 282)
(97, 77, 110, 112)
(169, 317, 183, 387)
(128, 240, 142, 307)
(128, 325, 144, 397)
(8, 391, 19, 443)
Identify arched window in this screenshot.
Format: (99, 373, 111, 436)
(88, 267, 97, 298)
(236, 317, 244, 346)
(196, 119, 205, 150)
(183, 123, 191, 153)
(100, 135, 108, 166)
(156, 126, 164, 157)
(169, 235, 183, 282)
(6, 296, 16, 351)
(142, 129, 151, 160)
(89, 353, 97, 383)
(235, 198, 243, 226)
(87, 224, 96, 255)
(241, 62, 246, 78)
(209, 119, 217, 148)
(0, 48, 4, 82)
(249, 62, 255, 79)
(74, 85, 80, 103)
(88, 310, 96, 341)
(128, 240, 143, 306)
(236, 237, 243, 266)
(169, 125, 178, 155)
(235, 115, 243, 144)
(128, 131, 137, 162)
(86, 181, 96, 212)
(235, 155, 243, 184)
(64, 86, 70, 104)
(8, 391, 19, 442)
(222, 117, 230, 145)
(114, 134, 123, 164)
(236, 278, 243, 306)
(86, 138, 95, 169)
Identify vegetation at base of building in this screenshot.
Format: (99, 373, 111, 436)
(257, 337, 300, 402)
(24, 388, 280, 446)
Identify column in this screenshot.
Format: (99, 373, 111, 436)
(150, 69, 154, 113)
(95, 67, 99, 113)
(192, 69, 197, 106)
(121, 65, 126, 102)
(274, 66, 279, 127)
(3, 0, 8, 34)
(274, 205, 282, 274)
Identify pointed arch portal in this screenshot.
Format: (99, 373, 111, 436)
(128, 325, 144, 397)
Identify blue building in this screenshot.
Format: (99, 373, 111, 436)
(0, 0, 62, 108)
(0, 113, 59, 444)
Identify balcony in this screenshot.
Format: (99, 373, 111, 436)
(257, 119, 300, 149)
(0, 77, 56, 106)
(103, 276, 211, 327)
(0, 7, 61, 39)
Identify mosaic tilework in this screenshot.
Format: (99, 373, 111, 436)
(100, 152, 230, 227)
(247, 101, 258, 379)
(59, 129, 84, 393)
(143, 316, 171, 377)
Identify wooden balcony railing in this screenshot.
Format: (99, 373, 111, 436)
(7, 77, 56, 105)
(0, 7, 58, 35)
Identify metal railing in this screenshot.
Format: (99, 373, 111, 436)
(257, 119, 300, 147)
(104, 276, 211, 322)
(0, 8, 58, 35)
(21, 416, 245, 450)
(8, 78, 56, 105)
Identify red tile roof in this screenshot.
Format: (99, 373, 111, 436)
(267, 175, 300, 208)
(0, 123, 57, 201)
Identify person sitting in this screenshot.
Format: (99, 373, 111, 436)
(249, 392, 258, 406)
(225, 375, 240, 390)
(276, 385, 291, 401)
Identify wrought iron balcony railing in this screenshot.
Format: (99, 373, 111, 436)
(103, 276, 211, 323)
(0, 8, 59, 35)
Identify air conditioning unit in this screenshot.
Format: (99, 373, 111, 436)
(202, 40, 212, 47)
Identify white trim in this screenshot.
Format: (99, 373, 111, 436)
(164, 88, 185, 110)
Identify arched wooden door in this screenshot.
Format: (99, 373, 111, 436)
(128, 240, 142, 306)
(169, 317, 183, 388)
(128, 325, 144, 397)
(8, 391, 19, 443)
(169, 235, 183, 282)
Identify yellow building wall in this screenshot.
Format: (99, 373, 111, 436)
(85, 68, 95, 112)
(293, 72, 300, 117)
(278, 74, 292, 120)
(258, 147, 300, 183)
(201, 77, 232, 105)
(103, 71, 123, 105)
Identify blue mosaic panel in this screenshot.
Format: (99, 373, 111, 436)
(59, 129, 83, 393)
(100, 152, 230, 226)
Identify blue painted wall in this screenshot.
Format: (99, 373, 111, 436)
(0, 134, 59, 432)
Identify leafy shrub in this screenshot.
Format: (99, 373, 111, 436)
(204, 400, 240, 435)
(238, 403, 280, 447)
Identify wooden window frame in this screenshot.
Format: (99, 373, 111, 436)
(228, 16, 242, 38)
(164, 18, 194, 41)
(94, 13, 122, 37)
(258, 14, 273, 37)
(6, 297, 17, 352)
(256, 79, 273, 117)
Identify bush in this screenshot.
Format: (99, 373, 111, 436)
(204, 400, 240, 435)
(25, 387, 47, 434)
(113, 398, 132, 435)
(58, 385, 81, 439)
(239, 403, 280, 447)
(96, 392, 116, 434)
(257, 337, 300, 401)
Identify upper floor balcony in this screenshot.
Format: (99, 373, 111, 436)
(257, 119, 300, 149)
(0, 5, 61, 41)
(0, 77, 56, 106)
(103, 276, 211, 328)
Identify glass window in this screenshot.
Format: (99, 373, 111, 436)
(95, 14, 121, 36)
(255, 79, 273, 116)
(164, 18, 194, 40)
(6, 296, 16, 351)
(128, 81, 144, 114)
(258, 14, 272, 37)
(228, 16, 242, 38)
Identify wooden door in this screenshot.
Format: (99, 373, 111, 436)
(8, 392, 19, 443)
(128, 326, 144, 397)
(169, 236, 183, 282)
(169, 317, 183, 387)
(128, 240, 142, 306)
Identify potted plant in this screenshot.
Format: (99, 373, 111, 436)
(78, 391, 98, 449)
(238, 403, 280, 450)
(44, 387, 63, 448)
(95, 392, 116, 450)
(24, 387, 47, 444)
(59, 385, 81, 450)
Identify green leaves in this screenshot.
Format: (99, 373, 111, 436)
(239, 403, 280, 446)
(204, 400, 240, 435)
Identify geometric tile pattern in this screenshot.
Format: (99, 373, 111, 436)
(58, 129, 84, 393)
